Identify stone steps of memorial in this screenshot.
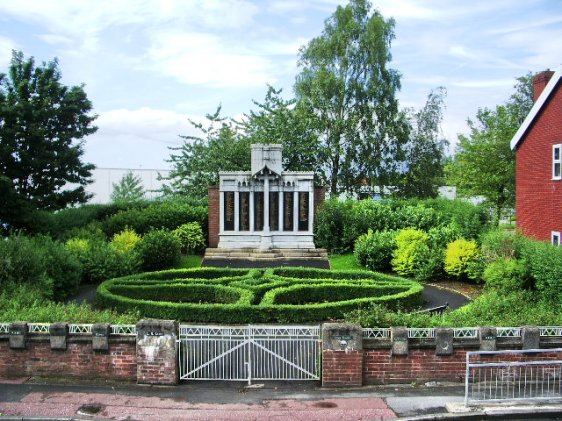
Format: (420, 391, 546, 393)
(204, 248, 328, 260)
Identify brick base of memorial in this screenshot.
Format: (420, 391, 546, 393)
(2, 321, 562, 386)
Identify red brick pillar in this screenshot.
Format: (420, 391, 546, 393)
(322, 323, 364, 387)
(208, 186, 219, 248)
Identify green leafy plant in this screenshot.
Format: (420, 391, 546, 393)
(444, 238, 479, 278)
(354, 230, 397, 272)
(137, 229, 181, 271)
(111, 228, 142, 254)
(391, 228, 429, 276)
(483, 258, 528, 293)
(173, 222, 206, 254)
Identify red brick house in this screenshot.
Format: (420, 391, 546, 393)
(511, 68, 562, 244)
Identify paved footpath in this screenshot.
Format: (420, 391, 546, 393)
(0, 378, 466, 420)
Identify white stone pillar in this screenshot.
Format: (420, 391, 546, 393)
(219, 190, 224, 233)
(308, 184, 314, 234)
(260, 175, 272, 250)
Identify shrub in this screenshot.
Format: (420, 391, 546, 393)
(32, 236, 82, 300)
(111, 228, 142, 254)
(137, 229, 181, 271)
(480, 229, 527, 263)
(96, 267, 423, 323)
(314, 199, 353, 253)
(483, 258, 528, 293)
(414, 224, 463, 282)
(173, 222, 206, 254)
(521, 240, 562, 304)
(391, 228, 429, 276)
(444, 239, 479, 278)
(0, 234, 52, 298)
(354, 230, 396, 272)
(101, 199, 207, 237)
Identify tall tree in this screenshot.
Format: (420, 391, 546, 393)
(295, 0, 407, 196)
(0, 51, 96, 229)
(111, 171, 145, 204)
(240, 85, 322, 177)
(162, 107, 251, 199)
(396, 87, 448, 198)
(447, 75, 533, 223)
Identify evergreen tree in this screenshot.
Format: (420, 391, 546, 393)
(0, 51, 96, 230)
(111, 171, 145, 204)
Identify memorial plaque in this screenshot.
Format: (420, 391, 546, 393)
(283, 192, 293, 231)
(298, 192, 309, 231)
(254, 192, 264, 231)
(224, 192, 235, 231)
(239, 192, 250, 231)
(269, 192, 279, 231)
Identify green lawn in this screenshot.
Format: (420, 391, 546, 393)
(329, 254, 368, 271)
(176, 255, 202, 269)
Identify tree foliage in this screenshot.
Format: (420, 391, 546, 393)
(162, 107, 252, 199)
(111, 171, 145, 204)
(0, 50, 96, 230)
(447, 75, 533, 223)
(295, 0, 407, 196)
(396, 87, 447, 198)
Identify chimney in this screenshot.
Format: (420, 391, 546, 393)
(533, 70, 555, 102)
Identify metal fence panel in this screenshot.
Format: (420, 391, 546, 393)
(465, 348, 562, 406)
(178, 325, 321, 383)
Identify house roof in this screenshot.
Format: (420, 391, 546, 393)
(510, 67, 562, 150)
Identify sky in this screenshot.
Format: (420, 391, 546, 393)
(1, 0, 561, 171)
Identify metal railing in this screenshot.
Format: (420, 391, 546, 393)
(0, 323, 136, 336)
(465, 348, 562, 406)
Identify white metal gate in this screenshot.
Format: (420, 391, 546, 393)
(178, 325, 321, 383)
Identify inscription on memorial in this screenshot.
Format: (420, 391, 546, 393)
(269, 192, 279, 231)
(283, 192, 293, 231)
(224, 192, 234, 231)
(298, 192, 309, 231)
(239, 192, 250, 231)
(254, 192, 264, 231)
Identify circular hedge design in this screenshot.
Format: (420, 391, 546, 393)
(96, 267, 423, 323)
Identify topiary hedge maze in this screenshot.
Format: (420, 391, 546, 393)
(96, 267, 424, 323)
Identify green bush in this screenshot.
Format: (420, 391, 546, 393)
(483, 258, 528, 293)
(66, 238, 141, 284)
(102, 199, 207, 237)
(173, 222, 206, 254)
(444, 238, 479, 278)
(314, 198, 488, 253)
(480, 229, 527, 263)
(354, 230, 396, 272)
(391, 228, 429, 276)
(111, 228, 142, 254)
(521, 240, 562, 304)
(0, 234, 50, 295)
(137, 229, 181, 271)
(96, 267, 423, 323)
(413, 224, 463, 282)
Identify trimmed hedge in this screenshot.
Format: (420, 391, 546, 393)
(96, 267, 423, 323)
(314, 198, 488, 253)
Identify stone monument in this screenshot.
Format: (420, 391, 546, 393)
(205, 144, 327, 267)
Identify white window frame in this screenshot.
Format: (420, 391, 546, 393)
(552, 231, 561, 246)
(553, 144, 562, 180)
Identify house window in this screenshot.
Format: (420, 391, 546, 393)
(553, 144, 562, 180)
(552, 231, 561, 246)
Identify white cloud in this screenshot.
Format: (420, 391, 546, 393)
(145, 32, 276, 88)
(85, 107, 202, 168)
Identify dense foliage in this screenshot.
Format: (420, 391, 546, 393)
(0, 51, 96, 232)
(96, 267, 423, 323)
(315, 197, 487, 253)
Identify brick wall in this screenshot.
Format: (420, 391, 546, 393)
(208, 186, 219, 248)
(516, 77, 562, 241)
(0, 339, 136, 381)
(322, 350, 363, 387)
